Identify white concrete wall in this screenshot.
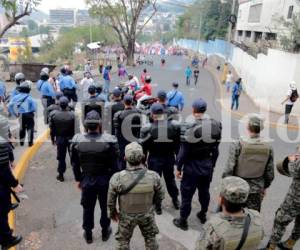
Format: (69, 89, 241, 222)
(237, 0, 300, 33)
(230, 46, 300, 113)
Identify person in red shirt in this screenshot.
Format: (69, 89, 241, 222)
(136, 75, 152, 97)
(140, 69, 148, 84)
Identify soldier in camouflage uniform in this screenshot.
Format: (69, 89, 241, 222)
(195, 177, 264, 250)
(266, 152, 300, 250)
(222, 114, 274, 211)
(108, 142, 164, 250)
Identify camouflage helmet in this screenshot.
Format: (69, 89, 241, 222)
(248, 113, 264, 131)
(221, 177, 250, 204)
(276, 157, 291, 177)
(125, 142, 144, 165)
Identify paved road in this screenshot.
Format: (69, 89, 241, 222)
(16, 56, 299, 249)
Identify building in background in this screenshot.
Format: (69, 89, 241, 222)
(235, 0, 300, 45)
(49, 8, 76, 28)
(76, 9, 91, 26)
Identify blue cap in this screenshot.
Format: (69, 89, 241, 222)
(192, 98, 207, 113)
(113, 88, 122, 97)
(123, 94, 133, 103)
(157, 90, 167, 100)
(85, 110, 101, 123)
(59, 96, 69, 106)
(151, 103, 164, 115)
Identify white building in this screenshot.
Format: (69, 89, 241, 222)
(49, 9, 76, 28)
(235, 0, 300, 44)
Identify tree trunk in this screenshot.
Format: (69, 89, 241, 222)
(126, 38, 135, 66)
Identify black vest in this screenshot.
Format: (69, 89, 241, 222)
(77, 134, 117, 176)
(52, 110, 75, 137)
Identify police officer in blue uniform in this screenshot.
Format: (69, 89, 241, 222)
(50, 97, 79, 182)
(0, 115, 23, 249)
(173, 98, 222, 230)
(140, 103, 181, 212)
(8, 81, 37, 147)
(113, 95, 142, 170)
(37, 71, 56, 124)
(59, 68, 78, 106)
(71, 111, 119, 244)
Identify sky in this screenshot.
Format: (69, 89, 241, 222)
(37, 0, 88, 13)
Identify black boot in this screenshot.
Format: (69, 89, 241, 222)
(10, 203, 19, 211)
(83, 230, 93, 244)
(155, 205, 162, 215)
(173, 217, 188, 231)
(102, 227, 112, 242)
(1, 235, 22, 249)
(56, 174, 64, 182)
(196, 211, 207, 224)
(172, 198, 180, 210)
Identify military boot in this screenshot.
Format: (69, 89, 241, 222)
(173, 217, 188, 231)
(278, 238, 296, 250)
(102, 227, 112, 242)
(265, 242, 277, 250)
(172, 198, 180, 210)
(1, 235, 22, 249)
(196, 211, 207, 224)
(155, 205, 162, 215)
(83, 230, 93, 244)
(56, 174, 64, 182)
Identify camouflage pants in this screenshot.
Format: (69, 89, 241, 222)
(270, 196, 300, 243)
(115, 212, 159, 250)
(246, 193, 263, 212)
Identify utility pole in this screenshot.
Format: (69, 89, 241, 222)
(89, 21, 93, 43)
(227, 0, 237, 43)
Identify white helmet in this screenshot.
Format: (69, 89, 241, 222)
(14, 72, 25, 82)
(41, 67, 50, 75)
(290, 81, 297, 90)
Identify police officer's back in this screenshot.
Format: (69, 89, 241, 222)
(71, 111, 119, 244)
(157, 90, 179, 121)
(50, 97, 78, 182)
(222, 114, 274, 212)
(0, 114, 23, 248)
(108, 89, 125, 134)
(196, 177, 264, 250)
(108, 142, 164, 250)
(114, 95, 141, 170)
(174, 98, 222, 230)
(8, 81, 37, 147)
(140, 103, 180, 211)
(82, 85, 105, 123)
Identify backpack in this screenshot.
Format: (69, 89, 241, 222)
(290, 89, 299, 102)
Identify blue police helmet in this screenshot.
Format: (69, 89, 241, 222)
(151, 103, 164, 115)
(192, 98, 207, 113)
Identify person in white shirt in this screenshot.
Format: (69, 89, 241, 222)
(226, 71, 233, 93)
(80, 72, 94, 100)
(281, 81, 299, 124)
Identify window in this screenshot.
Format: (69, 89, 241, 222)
(288, 6, 294, 19)
(246, 31, 252, 38)
(254, 32, 262, 42)
(265, 33, 277, 41)
(248, 4, 262, 23)
(238, 30, 243, 37)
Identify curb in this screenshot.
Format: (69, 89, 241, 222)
(206, 66, 300, 131)
(8, 129, 50, 250)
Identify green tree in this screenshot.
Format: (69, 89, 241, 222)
(0, 0, 41, 38)
(27, 19, 38, 31)
(175, 0, 233, 41)
(87, 0, 157, 65)
(277, 13, 300, 52)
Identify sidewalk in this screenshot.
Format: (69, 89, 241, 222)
(207, 64, 300, 131)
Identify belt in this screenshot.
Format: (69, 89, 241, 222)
(42, 95, 53, 99)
